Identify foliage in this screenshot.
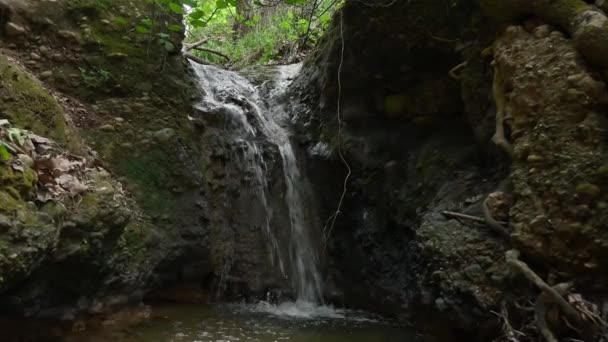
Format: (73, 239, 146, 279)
(0, 145, 10, 162)
(79, 67, 112, 88)
(125, 0, 341, 67)
(184, 0, 341, 67)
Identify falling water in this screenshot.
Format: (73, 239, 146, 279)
(192, 62, 323, 304)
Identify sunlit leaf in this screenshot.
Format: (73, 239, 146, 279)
(141, 18, 154, 27)
(167, 24, 183, 32)
(135, 25, 151, 33)
(0, 144, 11, 162)
(168, 2, 184, 14)
(189, 9, 205, 20)
(114, 17, 128, 25)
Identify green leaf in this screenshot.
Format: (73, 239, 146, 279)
(216, 0, 228, 9)
(0, 144, 11, 162)
(167, 24, 183, 32)
(163, 41, 175, 51)
(141, 18, 153, 26)
(135, 25, 151, 34)
(114, 17, 128, 25)
(189, 9, 205, 20)
(7, 128, 27, 146)
(168, 2, 184, 14)
(189, 19, 205, 27)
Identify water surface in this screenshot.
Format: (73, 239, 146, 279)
(68, 303, 422, 342)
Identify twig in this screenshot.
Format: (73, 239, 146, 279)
(301, 0, 320, 48)
(191, 47, 231, 61)
(442, 211, 490, 224)
(184, 38, 209, 51)
(491, 300, 524, 342)
(441, 208, 508, 226)
(184, 52, 216, 66)
(449, 61, 468, 80)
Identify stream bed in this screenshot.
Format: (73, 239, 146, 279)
(63, 303, 422, 342)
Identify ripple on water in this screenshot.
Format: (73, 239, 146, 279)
(63, 304, 420, 342)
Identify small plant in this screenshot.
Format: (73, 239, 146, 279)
(79, 67, 112, 88)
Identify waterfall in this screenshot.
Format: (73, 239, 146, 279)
(192, 62, 322, 303)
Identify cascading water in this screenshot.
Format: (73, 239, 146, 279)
(191, 62, 323, 307)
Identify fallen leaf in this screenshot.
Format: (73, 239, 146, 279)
(11, 162, 24, 172)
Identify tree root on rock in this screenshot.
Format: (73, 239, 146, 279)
(505, 250, 593, 342)
(481, 0, 608, 69)
(482, 194, 511, 238)
(534, 283, 573, 342)
(506, 250, 582, 326)
(491, 64, 513, 158)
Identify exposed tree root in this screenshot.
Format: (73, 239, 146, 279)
(492, 300, 525, 342)
(535, 283, 573, 342)
(482, 194, 511, 238)
(481, 0, 608, 69)
(491, 65, 513, 158)
(506, 251, 583, 328)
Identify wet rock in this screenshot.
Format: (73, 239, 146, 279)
(0, 214, 12, 232)
(100, 124, 116, 132)
(40, 70, 53, 79)
(57, 30, 81, 43)
(576, 182, 601, 201)
(152, 128, 176, 142)
(30, 52, 41, 61)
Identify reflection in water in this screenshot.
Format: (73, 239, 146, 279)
(64, 304, 420, 342)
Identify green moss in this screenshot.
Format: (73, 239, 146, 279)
(576, 182, 601, 200)
(0, 190, 23, 212)
(0, 55, 67, 142)
(481, 0, 589, 29)
(479, 0, 521, 23)
(67, 0, 110, 15)
(596, 164, 608, 178)
(113, 147, 177, 214)
(0, 165, 37, 199)
(543, 0, 589, 30)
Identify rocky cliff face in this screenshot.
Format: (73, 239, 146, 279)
(289, 0, 608, 339)
(1, 0, 608, 340)
(0, 0, 212, 320)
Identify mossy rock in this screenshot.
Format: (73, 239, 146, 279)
(0, 54, 83, 153)
(0, 55, 65, 140)
(0, 164, 37, 200)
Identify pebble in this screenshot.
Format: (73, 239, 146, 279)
(40, 70, 53, 79)
(0, 214, 12, 232)
(152, 128, 176, 142)
(30, 52, 41, 60)
(39, 46, 50, 55)
(100, 124, 116, 132)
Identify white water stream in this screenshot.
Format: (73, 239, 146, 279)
(192, 62, 323, 311)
